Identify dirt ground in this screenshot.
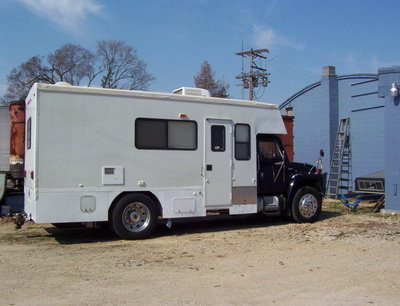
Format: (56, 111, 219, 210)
(0, 200, 399, 306)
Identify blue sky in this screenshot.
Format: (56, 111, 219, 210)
(0, 0, 399, 104)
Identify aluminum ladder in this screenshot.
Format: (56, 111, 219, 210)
(326, 118, 353, 199)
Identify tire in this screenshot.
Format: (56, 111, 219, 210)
(110, 194, 158, 239)
(291, 186, 322, 223)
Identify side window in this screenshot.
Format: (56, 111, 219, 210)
(136, 119, 167, 149)
(258, 140, 281, 160)
(211, 125, 225, 152)
(135, 118, 197, 150)
(235, 124, 250, 160)
(168, 121, 197, 149)
(27, 117, 32, 150)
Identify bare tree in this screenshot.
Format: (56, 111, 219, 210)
(4, 44, 94, 102)
(5, 56, 52, 101)
(194, 61, 230, 98)
(97, 40, 154, 90)
(3, 41, 155, 103)
(47, 44, 97, 86)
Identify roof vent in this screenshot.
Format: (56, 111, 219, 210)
(55, 82, 72, 86)
(173, 87, 210, 97)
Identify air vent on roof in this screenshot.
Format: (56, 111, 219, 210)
(55, 82, 72, 86)
(173, 87, 210, 97)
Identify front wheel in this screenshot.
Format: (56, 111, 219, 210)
(110, 194, 158, 239)
(291, 187, 322, 223)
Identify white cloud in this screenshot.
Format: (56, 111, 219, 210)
(252, 24, 305, 51)
(18, 0, 103, 36)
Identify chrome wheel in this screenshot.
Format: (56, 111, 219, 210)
(298, 193, 318, 218)
(122, 202, 151, 232)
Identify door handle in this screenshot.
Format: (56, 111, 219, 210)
(206, 164, 212, 171)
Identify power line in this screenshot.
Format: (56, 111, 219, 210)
(268, 53, 319, 84)
(235, 48, 270, 101)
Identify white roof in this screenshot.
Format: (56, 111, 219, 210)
(33, 83, 279, 110)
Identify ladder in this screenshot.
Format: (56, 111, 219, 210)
(326, 118, 353, 199)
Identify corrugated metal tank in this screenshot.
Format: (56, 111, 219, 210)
(9, 100, 25, 180)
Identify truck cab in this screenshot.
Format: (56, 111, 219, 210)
(256, 134, 323, 222)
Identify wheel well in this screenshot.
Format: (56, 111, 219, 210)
(108, 191, 163, 221)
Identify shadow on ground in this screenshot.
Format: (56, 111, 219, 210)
(44, 210, 343, 245)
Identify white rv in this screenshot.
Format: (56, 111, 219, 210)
(24, 83, 323, 239)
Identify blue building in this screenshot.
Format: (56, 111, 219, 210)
(378, 66, 400, 212)
(280, 66, 384, 193)
(280, 65, 400, 212)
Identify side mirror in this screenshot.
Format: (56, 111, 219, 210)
(320, 149, 324, 157)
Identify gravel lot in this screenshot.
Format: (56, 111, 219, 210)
(0, 200, 399, 305)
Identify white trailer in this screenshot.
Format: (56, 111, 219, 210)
(24, 83, 323, 239)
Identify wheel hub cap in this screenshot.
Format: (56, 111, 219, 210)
(299, 194, 318, 218)
(122, 202, 151, 232)
(129, 211, 140, 222)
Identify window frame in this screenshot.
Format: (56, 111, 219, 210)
(234, 123, 251, 160)
(135, 118, 198, 150)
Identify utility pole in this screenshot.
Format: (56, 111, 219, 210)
(235, 48, 270, 101)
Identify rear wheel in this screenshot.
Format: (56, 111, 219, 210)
(111, 194, 158, 239)
(291, 186, 321, 223)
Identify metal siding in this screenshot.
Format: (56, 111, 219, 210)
(323, 75, 339, 157)
(338, 78, 384, 181)
(284, 73, 384, 191)
(0, 107, 10, 172)
(351, 108, 384, 180)
(378, 66, 400, 211)
(290, 86, 331, 166)
(9, 101, 25, 179)
(338, 78, 381, 118)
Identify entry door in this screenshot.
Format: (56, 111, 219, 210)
(204, 119, 233, 207)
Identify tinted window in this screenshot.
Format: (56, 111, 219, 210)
(27, 117, 32, 150)
(258, 140, 281, 160)
(135, 118, 197, 150)
(211, 125, 225, 152)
